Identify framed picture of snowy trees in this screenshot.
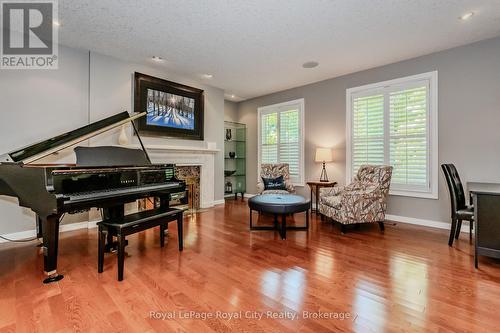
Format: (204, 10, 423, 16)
(134, 72, 204, 140)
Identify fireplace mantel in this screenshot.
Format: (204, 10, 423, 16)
(128, 144, 219, 154)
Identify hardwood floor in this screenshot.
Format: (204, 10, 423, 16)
(1, 199, 500, 332)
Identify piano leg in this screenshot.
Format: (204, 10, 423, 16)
(41, 214, 64, 284)
(36, 215, 43, 239)
(36, 215, 43, 247)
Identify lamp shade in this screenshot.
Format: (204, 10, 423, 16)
(315, 148, 333, 162)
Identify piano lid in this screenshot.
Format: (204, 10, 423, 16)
(0, 111, 146, 164)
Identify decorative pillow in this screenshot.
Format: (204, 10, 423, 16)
(262, 175, 286, 191)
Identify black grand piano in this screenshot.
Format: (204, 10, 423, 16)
(0, 111, 185, 283)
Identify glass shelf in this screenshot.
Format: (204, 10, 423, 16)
(224, 121, 246, 197)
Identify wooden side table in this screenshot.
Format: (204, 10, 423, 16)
(307, 181, 337, 215)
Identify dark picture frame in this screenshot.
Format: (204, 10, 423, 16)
(134, 72, 204, 140)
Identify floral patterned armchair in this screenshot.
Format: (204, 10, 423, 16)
(319, 165, 393, 232)
(257, 163, 295, 195)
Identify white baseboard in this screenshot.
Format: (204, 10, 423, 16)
(213, 199, 225, 206)
(386, 214, 471, 234)
(87, 220, 99, 229)
(60, 221, 90, 233)
(0, 229, 37, 243)
(0, 220, 100, 244)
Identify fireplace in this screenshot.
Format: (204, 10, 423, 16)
(138, 165, 200, 213)
(129, 143, 219, 208)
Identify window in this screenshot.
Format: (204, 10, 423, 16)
(258, 99, 305, 186)
(346, 72, 438, 198)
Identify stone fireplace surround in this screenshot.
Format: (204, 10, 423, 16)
(144, 145, 220, 208)
(175, 165, 200, 210)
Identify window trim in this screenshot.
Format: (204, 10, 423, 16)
(346, 71, 438, 199)
(257, 98, 305, 187)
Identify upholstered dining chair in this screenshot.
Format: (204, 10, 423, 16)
(257, 163, 295, 195)
(441, 164, 474, 246)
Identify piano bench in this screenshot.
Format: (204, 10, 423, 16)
(97, 207, 184, 281)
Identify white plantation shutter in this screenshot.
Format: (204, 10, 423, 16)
(347, 72, 438, 198)
(258, 99, 304, 185)
(352, 94, 385, 174)
(261, 113, 278, 164)
(389, 85, 428, 191)
(279, 109, 300, 177)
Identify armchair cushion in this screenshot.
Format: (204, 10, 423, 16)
(262, 189, 291, 195)
(322, 195, 342, 209)
(320, 186, 344, 198)
(341, 184, 381, 200)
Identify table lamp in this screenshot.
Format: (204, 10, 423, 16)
(315, 148, 333, 182)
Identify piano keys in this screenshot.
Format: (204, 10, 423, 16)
(0, 111, 185, 283)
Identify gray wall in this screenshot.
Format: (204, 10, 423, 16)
(0, 45, 225, 235)
(224, 100, 239, 122)
(238, 36, 500, 224)
(0, 46, 90, 234)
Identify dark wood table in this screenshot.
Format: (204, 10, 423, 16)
(248, 194, 310, 239)
(307, 181, 337, 215)
(468, 182, 500, 268)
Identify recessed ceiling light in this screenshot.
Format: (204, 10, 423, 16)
(152, 56, 163, 62)
(202, 74, 214, 79)
(302, 61, 319, 69)
(231, 94, 235, 98)
(459, 12, 474, 20)
(53, 21, 61, 27)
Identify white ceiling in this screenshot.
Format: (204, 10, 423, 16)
(58, 0, 500, 101)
